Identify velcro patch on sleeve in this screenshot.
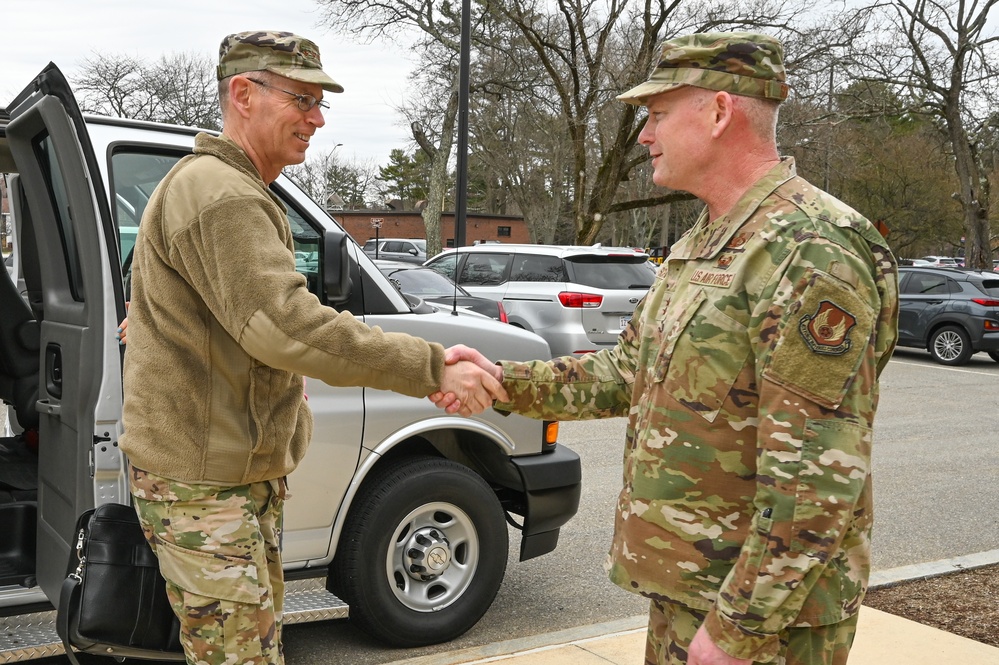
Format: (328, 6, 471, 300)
(764, 268, 876, 409)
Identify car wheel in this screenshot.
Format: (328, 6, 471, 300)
(988, 351, 999, 363)
(929, 325, 973, 365)
(330, 455, 508, 647)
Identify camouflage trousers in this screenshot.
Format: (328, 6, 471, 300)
(645, 600, 859, 665)
(129, 466, 287, 665)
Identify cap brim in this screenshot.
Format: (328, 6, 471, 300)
(268, 66, 344, 93)
(616, 80, 687, 106)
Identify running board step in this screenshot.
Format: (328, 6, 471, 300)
(0, 579, 348, 662)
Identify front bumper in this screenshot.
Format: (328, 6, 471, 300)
(508, 445, 582, 560)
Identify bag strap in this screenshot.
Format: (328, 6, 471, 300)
(58, 574, 84, 665)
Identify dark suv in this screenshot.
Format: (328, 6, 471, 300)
(897, 266, 999, 365)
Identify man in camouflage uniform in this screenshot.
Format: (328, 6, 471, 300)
(121, 31, 504, 665)
(438, 32, 898, 665)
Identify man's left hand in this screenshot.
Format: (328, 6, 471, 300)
(687, 626, 752, 665)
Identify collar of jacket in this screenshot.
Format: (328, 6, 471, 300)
(672, 157, 797, 261)
(192, 132, 288, 213)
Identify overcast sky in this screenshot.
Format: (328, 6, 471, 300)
(3, 0, 416, 166)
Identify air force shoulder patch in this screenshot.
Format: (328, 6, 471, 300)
(798, 300, 857, 355)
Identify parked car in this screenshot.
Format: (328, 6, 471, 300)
(0, 65, 580, 660)
(919, 255, 960, 267)
(896, 266, 999, 365)
(898, 258, 933, 267)
(362, 237, 427, 264)
(424, 244, 655, 357)
(374, 260, 508, 322)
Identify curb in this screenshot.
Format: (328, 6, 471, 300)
(868, 548, 999, 588)
(386, 548, 999, 665)
(381, 616, 647, 665)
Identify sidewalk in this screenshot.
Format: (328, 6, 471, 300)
(387, 550, 999, 665)
(389, 608, 999, 665)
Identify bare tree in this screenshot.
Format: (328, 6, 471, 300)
(285, 149, 380, 210)
(848, 0, 999, 268)
(74, 53, 149, 119)
(147, 53, 221, 129)
(315, 1, 469, 256)
(482, 0, 838, 244)
(74, 52, 221, 130)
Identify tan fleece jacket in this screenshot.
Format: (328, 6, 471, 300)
(120, 133, 445, 485)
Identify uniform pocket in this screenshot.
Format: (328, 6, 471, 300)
(790, 418, 872, 555)
(657, 291, 751, 422)
(152, 536, 262, 605)
(653, 288, 706, 382)
(247, 364, 302, 459)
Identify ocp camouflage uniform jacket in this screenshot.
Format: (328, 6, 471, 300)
(494, 158, 898, 662)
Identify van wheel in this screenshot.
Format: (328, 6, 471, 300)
(929, 325, 972, 365)
(330, 455, 507, 647)
(988, 351, 999, 363)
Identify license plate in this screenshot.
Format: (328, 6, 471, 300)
(620, 315, 632, 329)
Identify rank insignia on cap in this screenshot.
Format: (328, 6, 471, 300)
(798, 300, 857, 355)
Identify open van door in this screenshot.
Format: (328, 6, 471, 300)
(5, 64, 128, 603)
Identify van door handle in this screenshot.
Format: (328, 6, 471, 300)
(36, 399, 61, 416)
(45, 343, 63, 398)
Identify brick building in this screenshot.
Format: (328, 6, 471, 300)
(335, 210, 530, 248)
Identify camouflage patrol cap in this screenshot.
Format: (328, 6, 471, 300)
(217, 30, 343, 93)
(617, 32, 788, 105)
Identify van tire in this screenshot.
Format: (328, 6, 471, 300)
(330, 455, 508, 647)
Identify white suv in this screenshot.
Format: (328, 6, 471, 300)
(425, 244, 655, 357)
(0, 65, 581, 660)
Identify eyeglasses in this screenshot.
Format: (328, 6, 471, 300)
(246, 78, 330, 112)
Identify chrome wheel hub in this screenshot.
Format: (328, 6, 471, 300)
(403, 528, 452, 580)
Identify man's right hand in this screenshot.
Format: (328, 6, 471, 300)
(438, 360, 508, 417)
(431, 345, 505, 415)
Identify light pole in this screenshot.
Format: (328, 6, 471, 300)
(453, 0, 471, 248)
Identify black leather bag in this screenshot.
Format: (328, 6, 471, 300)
(57, 502, 184, 663)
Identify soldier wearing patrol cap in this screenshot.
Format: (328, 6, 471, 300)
(437, 31, 898, 665)
(121, 31, 506, 665)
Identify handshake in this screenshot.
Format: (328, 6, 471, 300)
(432, 344, 506, 417)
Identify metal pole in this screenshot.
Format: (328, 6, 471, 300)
(454, 0, 471, 248)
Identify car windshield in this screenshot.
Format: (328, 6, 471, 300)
(565, 256, 655, 289)
(386, 267, 470, 297)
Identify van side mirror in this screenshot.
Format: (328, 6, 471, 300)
(323, 227, 352, 305)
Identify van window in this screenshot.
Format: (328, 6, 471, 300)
(510, 254, 565, 282)
(564, 256, 655, 289)
(35, 133, 85, 300)
(110, 151, 183, 274)
(428, 253, 458, 280)
(283, 205, 323, 300)
(460, 253, 511, 286)
(109, 150, 322, 300)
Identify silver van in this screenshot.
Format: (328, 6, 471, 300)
(425, 244, 655, 357)
(0, 65, 581, 660)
